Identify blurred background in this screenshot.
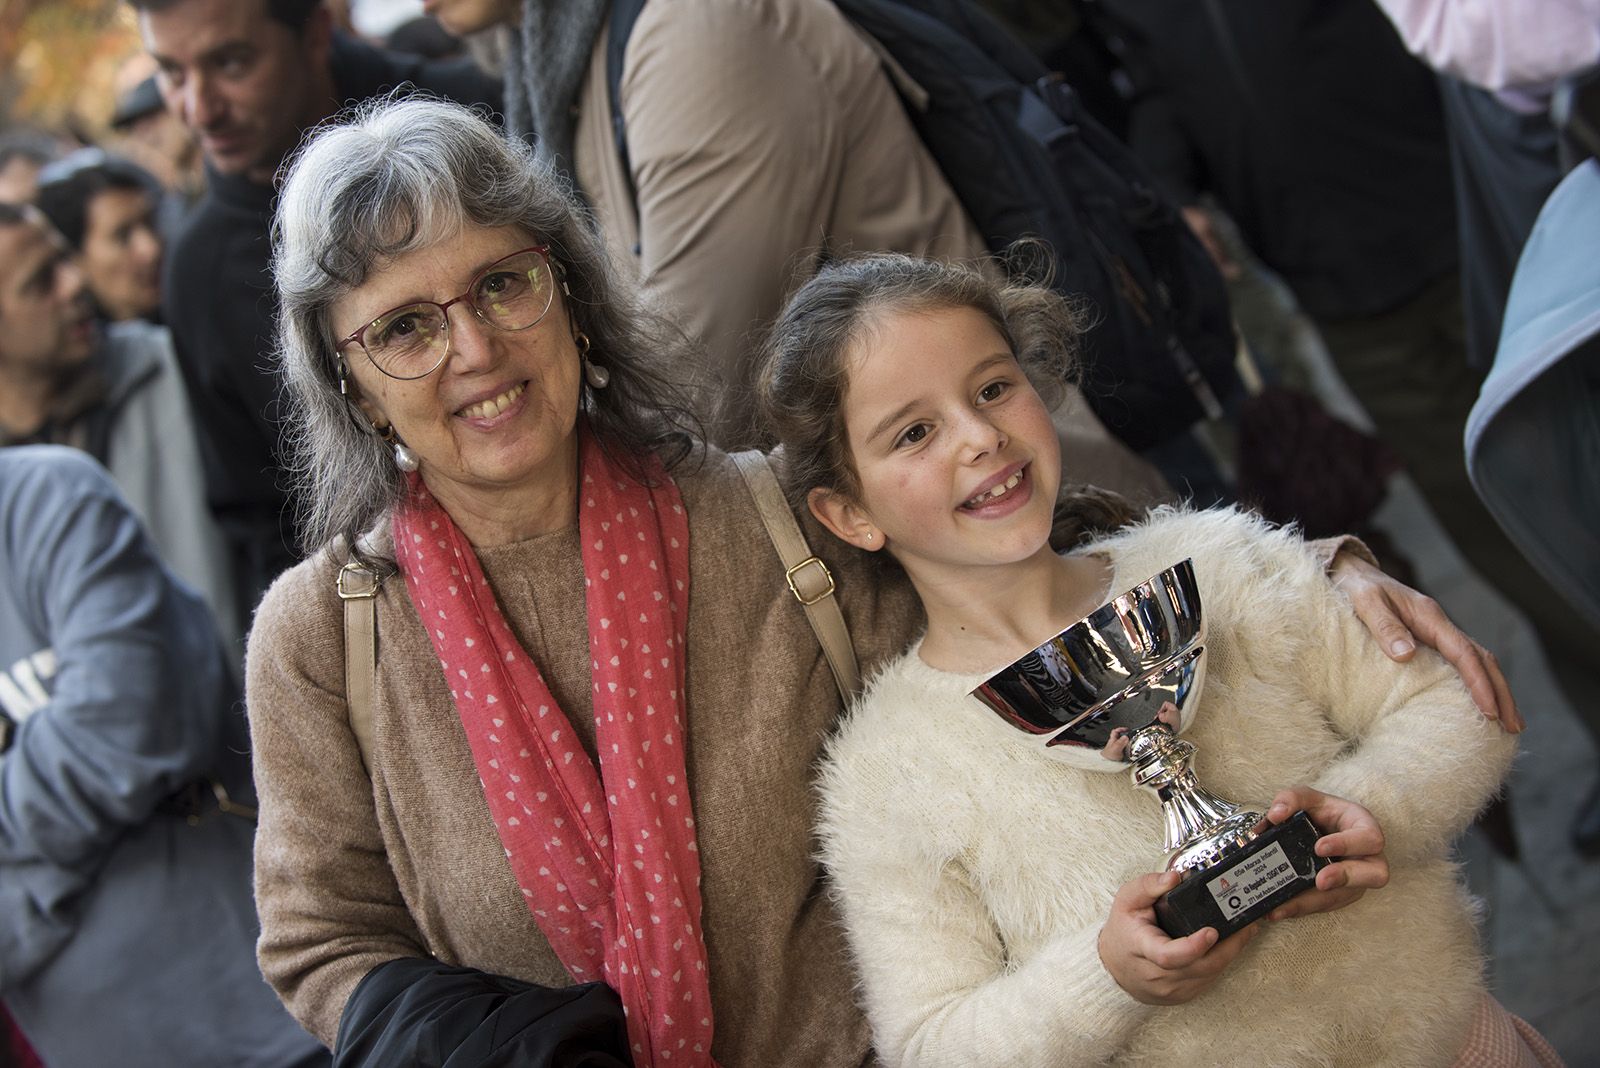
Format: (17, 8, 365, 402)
(0, 0, 434, 137)
(1, 1, 143, 142)
(1, 0, 1595, 1063)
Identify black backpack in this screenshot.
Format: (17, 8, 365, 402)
(606, 0, 1240, 451)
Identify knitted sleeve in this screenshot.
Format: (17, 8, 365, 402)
(817, 665, 1153, 1068)
(1233, 518, 1517, 864)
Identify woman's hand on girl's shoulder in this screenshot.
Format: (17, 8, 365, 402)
(1263, 786, 1390, 922)
(1329, 551, 1523, 732)
(1097, 871, 1259, 1006)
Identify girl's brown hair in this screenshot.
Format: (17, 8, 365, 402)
(755, 252, 1138, 552)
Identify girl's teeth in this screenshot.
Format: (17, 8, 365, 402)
(968, 470, 1023, 507)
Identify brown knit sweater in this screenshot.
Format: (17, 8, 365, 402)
(245, 447, 922, 1066)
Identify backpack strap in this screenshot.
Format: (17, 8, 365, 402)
(730, 450, 862, 702)
(337, 560, 381, 773)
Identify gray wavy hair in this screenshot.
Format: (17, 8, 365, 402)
(273, 95, 697, 563)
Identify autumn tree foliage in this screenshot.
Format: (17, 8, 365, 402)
(2, 0, 140, 134)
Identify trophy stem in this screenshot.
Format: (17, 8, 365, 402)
(1129, 726, 1265, 874)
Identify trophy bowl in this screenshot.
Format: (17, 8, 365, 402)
(970, 558, 1207, 755)
(970, 559, 1328, 939)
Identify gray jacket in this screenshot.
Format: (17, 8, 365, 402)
(95, 320, 242, 654)
(0, 446, 321, 1067)
(0, 321, 241, 654)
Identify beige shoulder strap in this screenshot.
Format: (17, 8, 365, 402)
(729, 450, 862, 702)
(337, 561, 380, 773)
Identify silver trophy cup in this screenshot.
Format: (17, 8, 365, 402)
(970, 559, 1326, 938)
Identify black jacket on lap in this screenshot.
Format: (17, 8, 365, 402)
(335, 959, 632, 1068)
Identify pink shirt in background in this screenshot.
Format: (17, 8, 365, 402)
(1374, 0, 1600, 92)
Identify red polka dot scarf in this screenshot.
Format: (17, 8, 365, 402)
(392, 426, 718, 1066)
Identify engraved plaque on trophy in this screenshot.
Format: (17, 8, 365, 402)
(970, 559, 1329, 940)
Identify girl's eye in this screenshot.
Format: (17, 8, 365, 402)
(978, 380, 1010, 403)
(897, 423, 930, 448)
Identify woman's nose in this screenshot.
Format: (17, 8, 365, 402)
(443, 303, 499, 371)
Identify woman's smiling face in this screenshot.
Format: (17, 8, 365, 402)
(331, 223, 583, 525)
(819, 303, 1061, 585)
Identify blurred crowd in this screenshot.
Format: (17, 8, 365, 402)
(0, 0, 1596, 1065)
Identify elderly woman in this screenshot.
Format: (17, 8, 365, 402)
(251, 95, 922, 1067)
(247, 98, 1517, 1068)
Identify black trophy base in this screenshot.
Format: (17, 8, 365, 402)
(1153, 810, 1329, 941)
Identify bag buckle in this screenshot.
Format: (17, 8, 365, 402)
(337, 562, 380, 600)
(785, 556, 836, 607)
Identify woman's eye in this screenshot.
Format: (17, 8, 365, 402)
(978, 380, 1010, 403)
(479, 270, 524, 298)
(378, 314, 421, 342)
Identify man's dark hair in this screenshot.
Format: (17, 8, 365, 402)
(0, 131, 57, 173)
(125, 0, 323, 32)
(385, 16, 464, 61)
(34, 152, 159, 250)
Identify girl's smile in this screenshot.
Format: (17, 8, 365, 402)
(958, 460, 1033, 516)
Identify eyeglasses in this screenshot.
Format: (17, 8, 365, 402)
(336, 245, 558, 381)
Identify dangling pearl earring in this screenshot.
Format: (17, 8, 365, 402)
(393, 441, 420, 473)
(575, 330, 610, 389)
(377, 423, 420, 473)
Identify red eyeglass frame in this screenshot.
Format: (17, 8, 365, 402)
(334, 244, 556, 380)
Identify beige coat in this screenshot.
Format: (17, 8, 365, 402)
(570, 0, 1170, 505)
(573, 0, 982, 446)
(246, 448, 921, 1066)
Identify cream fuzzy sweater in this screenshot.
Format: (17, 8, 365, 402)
(818, 508, 1516, 1068)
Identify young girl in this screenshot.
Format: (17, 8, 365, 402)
(757, 254, 1540, 1067)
